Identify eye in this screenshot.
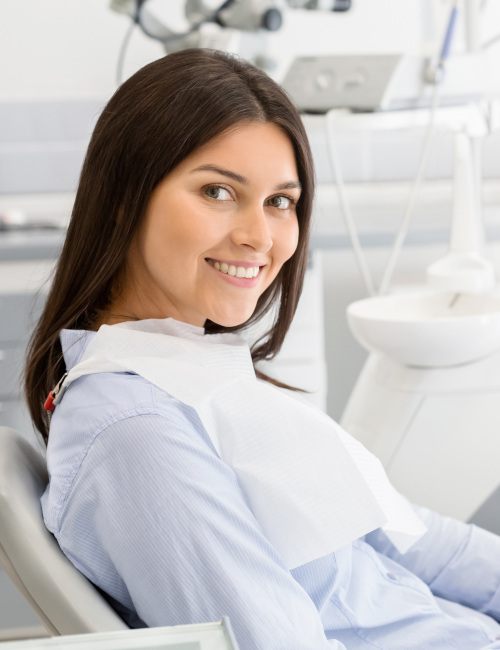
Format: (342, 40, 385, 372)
(203, 184, 233, 201)
(267, 194, 296, 210)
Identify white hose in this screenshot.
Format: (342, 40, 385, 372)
(325, 111, 376, 296)
(378, 83, 441, 295)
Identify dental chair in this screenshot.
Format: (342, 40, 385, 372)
(0, 426, 127, 636)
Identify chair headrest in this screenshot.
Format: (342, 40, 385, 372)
(0, 427, 127, 635)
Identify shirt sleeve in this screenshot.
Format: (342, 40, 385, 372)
(55, 410, 343, 650)
(365, 501, 500, 620)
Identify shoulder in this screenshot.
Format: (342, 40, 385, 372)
(52, 370, 199, 436)
(42, 371, 213, 531)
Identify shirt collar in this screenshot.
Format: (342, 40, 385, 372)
(60, 317, 206, 371)
(59, 329, 95, 371)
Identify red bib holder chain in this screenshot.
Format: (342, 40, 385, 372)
(43, 372, 68, 413)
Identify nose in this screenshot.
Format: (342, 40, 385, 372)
(231, 204, 273, 253)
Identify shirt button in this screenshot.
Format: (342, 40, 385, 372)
(386, 572, 398, 581)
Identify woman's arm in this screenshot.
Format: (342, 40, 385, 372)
(365, 502, 500, 620)
(55, 411, 343, 650)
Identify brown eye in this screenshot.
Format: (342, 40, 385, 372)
(268, 195, 293, 210)
(204, 185, 232, 201)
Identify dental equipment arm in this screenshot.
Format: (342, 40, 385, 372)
(110, 0, 351, 65)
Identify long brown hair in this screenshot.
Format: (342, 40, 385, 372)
(25, 49, 315, 443)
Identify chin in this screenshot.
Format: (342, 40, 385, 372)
(210, 309, 254, 329)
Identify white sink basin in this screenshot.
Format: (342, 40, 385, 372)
(347, 291, 500, 367)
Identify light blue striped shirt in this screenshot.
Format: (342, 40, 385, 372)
(42, 328, 500, 649)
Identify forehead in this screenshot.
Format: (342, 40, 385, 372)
(174, 121, 299, 182)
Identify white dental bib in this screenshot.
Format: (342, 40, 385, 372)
(58, 318, 426, 569)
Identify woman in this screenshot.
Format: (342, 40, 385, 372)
(25, 49, 500, 649)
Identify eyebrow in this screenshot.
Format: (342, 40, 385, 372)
(191, 164, 302, 192)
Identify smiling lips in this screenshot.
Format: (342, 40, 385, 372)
(206, 258, 262, 279)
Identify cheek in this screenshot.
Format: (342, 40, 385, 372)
(142, 196, 207, 264)
(278, 218, 300, 262)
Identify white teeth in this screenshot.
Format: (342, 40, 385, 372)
(209, 259, 259, 279)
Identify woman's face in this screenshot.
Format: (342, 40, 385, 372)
(117, 121, 301, 328)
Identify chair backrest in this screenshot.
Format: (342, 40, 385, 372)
(0, 427, 127, 636)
